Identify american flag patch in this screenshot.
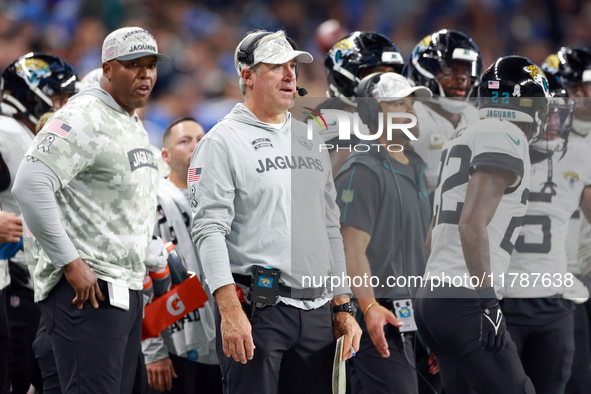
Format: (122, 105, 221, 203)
(188, 167, 202, 182)
(488, 80, 500, 89)
(105, 47, 115, 58)
(47, 119, 72, 138)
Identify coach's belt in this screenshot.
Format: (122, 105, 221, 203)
(232, 273, 325, 301)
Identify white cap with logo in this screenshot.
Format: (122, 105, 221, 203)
(235, 33, 313, 75)
(102, 27, 170, 63)
(372, 73, 432, 102)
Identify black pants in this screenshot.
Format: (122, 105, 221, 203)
(36, 314, 150, 394)
(33, 316, 61, 394)
(504, 299, 575, 394)
(6, 283, 41, 394)
(415, 285, 534, 394)
(145, 354, 222, 394)
(565, 301, 591, 393)
(216, 302, 334, 394)
(415, 333, 443, 394)
(39, 276, 143, 394)
(134, 353, 149, 394)
(347, 300, 418, 394)
(0, 289, 9, 394)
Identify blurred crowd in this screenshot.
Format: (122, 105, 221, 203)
(1, 0, 590, 146)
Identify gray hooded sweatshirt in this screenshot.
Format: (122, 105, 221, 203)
(190, 103, 350, 310)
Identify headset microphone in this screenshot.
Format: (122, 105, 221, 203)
(297, 86, 308, 97)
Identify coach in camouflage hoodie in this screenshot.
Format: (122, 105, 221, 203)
(13, 27, 168, 394)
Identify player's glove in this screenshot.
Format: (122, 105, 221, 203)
(477, 287, 506, 353)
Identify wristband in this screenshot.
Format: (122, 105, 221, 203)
(363, 301, 379, 322)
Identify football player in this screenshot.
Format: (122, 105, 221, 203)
(0, 53, 78, 393)
(320, 31, 406, 174)
(408, 29, 482, 193)
(543, 47, 591, 393)
(545, 48, 591, 278)
(502, 71, 591, 394)
(415, 56, 549, 394)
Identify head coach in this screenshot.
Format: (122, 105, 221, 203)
(188, 29, 362, 393)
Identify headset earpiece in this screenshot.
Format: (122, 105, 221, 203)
(237, 32, 300, 79)
(356, 72, 384, 131)
(237, 32, 272, 66)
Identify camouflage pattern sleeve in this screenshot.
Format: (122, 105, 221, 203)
(26, 103, 96, 187)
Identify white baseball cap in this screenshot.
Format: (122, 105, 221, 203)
(102, 27, 169, 63)
(235, 33, 313, 75)
(371, 73, 432, 102)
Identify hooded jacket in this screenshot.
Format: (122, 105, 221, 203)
(190, 103, 350, 309)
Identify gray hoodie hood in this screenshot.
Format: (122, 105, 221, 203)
(190, 101, 351, 308)
(77, 87, 131, 116)
(221, 103, 292, 133)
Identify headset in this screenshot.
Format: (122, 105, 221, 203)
(236, 32, 272, 66)
(356, 72, 384, 131)
(236, 31, 307, 96)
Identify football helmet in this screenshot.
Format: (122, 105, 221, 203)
(324, 31, 405, 104)
(531, 72, 573, 153)
(543, 47, 591, 135)
(2, 53, 79, 124)
(542, 46, 591, 85)
(479, 56, 549, 142)
(408, 29, 482, 98)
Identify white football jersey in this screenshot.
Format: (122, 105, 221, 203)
(0, 115, 34, 215)
(0, 115, 34, 290)
(577, 215, 591, 277)
(505, 143, 591, 297)
(566, 132, 591, 276)
(425, 118, 530, 293)
(411, 101, 479, 193)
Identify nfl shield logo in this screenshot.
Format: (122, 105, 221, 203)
(341, 189, 354, 203)
(9, 295, 20, 308)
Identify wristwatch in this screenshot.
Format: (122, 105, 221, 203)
(333, 302, 357, 317)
